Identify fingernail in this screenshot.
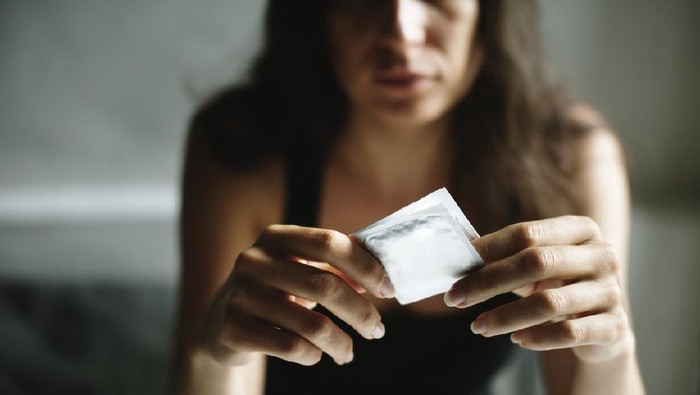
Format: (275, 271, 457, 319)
(470, 317, 486, 335)
(444, 290, 465, 307)
(510, 332, 521, 344)
(379, 276, 395, 298)
(372, 322, 385, 339)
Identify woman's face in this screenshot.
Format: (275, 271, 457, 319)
(328, 0, 483, 127)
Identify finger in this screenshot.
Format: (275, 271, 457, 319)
(469, 279, 620, 337)
(231, 284, 354, 365)
(472, 216, 603, 263)
(215, 313, 323, 366)
(237, 248, 385, 341)
(257, 225, 395, 298)
(288, 258, 365, 294)
(509, 312, 626, 352)
(289, 295, 318, 310)
(512, 278, 565, 297)
(304, 261, 366, 294)
(445, 242, 617, 308)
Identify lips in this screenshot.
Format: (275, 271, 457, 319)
(372, 71, 433, 93)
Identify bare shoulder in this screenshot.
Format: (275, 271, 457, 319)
(567, 103, 630, 253)
(568, 103, 627, 168)
(182, 128, 285, 234)
(177, 125, 285, 329)
(180, 128, 285, 287)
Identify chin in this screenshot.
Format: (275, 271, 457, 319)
(367, 97, 451, 128)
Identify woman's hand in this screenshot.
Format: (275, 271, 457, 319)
(444, 215, 632, 363)
(199, 224, 395, 367)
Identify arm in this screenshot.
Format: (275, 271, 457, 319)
(172, 129, 272, 395)
(539, 130, 644, 394)
(444, 130, 645, 394)
(171, 129, 393, 395)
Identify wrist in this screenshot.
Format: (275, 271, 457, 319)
(570, 328, 645, 395)
(574, 325, 637, 365)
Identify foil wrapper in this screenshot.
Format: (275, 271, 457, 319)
(352, 188, 483, 305)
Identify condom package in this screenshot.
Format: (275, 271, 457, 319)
(352, 188, 484, 305)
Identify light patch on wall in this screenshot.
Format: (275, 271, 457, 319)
(0, 186, 178, 223)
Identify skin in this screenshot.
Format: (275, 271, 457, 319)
(173, 1, 645, 394)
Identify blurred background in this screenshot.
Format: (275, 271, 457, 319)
(1, 0, 698, 394)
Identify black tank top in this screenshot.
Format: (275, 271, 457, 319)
(265, 151, 517, 395)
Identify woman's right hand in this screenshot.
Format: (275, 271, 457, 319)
(198, 224, 395, 367)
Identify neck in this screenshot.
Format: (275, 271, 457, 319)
(330, 111, 455, 202)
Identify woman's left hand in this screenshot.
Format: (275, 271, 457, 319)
(444, 215, 633, 363)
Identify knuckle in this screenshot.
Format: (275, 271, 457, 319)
(611, 314, 627, 339)
(362, 266, 387, 293)
(474, 273, 496, 293)
(217, 318, 246, 352)
(299, 315, 333, 341)
(227, 285, 246, 307)
(488, 312, 506, 329)
(606, 282, 622, 306)
(357, 306, 379, 331)
(207, 326, 248, 365)
(561, 321, 585, 344)
(309, 272, 343, 300)
(260, 224, 282, 242)
(236, 248, 257, 264)
(279, 336, 310, 361)
(514, 223, 543, 248)
(539, 290, 566, 315)
(233, 254, 258, 281)
(522, 247, 555, 273)
(236, 248, 264, 273)
(582, 216, 603, 238)
(598, 243, 620, 273)
(357, 255, 383, 281)
(314, 229, 347, 251)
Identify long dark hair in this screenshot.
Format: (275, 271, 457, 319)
(189, 0, 601, 232)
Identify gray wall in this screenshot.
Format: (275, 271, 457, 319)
(541, 0, 700, 205)
(1, 0, 698, 202)
(0, 0, 264, 190)
(1, 1, 698, 394)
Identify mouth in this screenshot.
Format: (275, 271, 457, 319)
(372, 71, 434, 93)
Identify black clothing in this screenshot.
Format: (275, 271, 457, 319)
(265, 152, 517, 395)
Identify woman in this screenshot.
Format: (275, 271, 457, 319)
(172, 0, 645, 394)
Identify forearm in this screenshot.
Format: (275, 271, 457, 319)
(175, 350, 266, 395)
(570, 331, 645, 395)
(543, 329, 645, 395)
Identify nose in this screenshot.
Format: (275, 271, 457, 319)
(386, 0, 428, 45)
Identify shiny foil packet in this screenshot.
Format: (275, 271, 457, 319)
(352, 188, 483, 305)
